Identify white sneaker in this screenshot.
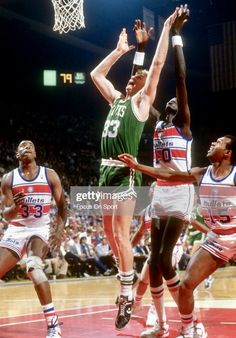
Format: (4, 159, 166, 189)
(176, 326, 194, 338)
(140, 321, 169, 337)
(132, 300, 143, 314)
(194, 321, 208, 338)
(46, 316, 62, 338)
(146, 304, 157, 326)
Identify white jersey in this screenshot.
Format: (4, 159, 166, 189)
(199, 165, 236, 232)
(10, 166, 52, 227)
(153, 123, 192, 185)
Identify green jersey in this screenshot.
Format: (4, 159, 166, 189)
(101, 97, 146, 159)
(189, 205, 205, 245)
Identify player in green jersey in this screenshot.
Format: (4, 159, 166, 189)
(90, 8, 179, 329)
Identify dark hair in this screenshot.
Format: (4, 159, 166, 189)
(225, 135, 236, 164)
(80, 236, 87, 243)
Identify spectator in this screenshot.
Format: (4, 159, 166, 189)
(79, 236, 109, 276)
(95, 237, 117, 274)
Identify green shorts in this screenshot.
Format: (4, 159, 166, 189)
(99, 165, 142, 194)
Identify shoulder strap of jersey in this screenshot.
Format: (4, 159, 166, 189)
(233, 166, 236, 186)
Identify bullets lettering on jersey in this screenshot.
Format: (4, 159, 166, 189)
(24, 197, 44, 204)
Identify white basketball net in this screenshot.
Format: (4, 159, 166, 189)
(51, 0, 85, 34)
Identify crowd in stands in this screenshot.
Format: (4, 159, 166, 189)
(0, 100, 100, 192)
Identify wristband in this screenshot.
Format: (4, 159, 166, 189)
(133, 51, 145, 66)
(172, 35, 183, 48)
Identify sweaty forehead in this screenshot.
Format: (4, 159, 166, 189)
(18, 140, 34, 148)
(169, 97, 177, 104)
(218, 137, 228, 142)
(217, 137, 230, 146)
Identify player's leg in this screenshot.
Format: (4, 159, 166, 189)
(0, 247, 20, 279)
(177, 247, 221, 338)
(160, 216, 184, 305)
(100, 200, 119, 268)
(99, 166, 120, 270)
(141, 218, 169, 338)
(26, 236, 61, 338)
(133, 256, 158, 326)
(132, 257, 149, 312)
(113, 197, 136, 329)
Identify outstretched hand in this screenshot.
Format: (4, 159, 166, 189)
(164, 7, 179, 29)
(133, 19, 154, 47)
(117, 28, 135, 53)
(118, 153, 138, 169)
(171, 4, 190, 35)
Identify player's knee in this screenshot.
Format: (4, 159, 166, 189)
(26, 256, 48, 286)
(114, 233, 128, 249)
(159, 252, 173, 275)
(180, 274, 195, 293)
(149, 252, 159, 265)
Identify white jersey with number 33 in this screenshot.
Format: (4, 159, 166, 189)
(10, 166, 52, 227)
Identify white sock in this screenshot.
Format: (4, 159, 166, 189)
(120, 270, 134, 300)
(150, 285, 167, 324)
(42, 302, 57, 327)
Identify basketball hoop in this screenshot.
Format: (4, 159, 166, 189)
(51, 0, 85, 34)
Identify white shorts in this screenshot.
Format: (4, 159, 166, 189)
(201, 230, 236, 262)
(0, 224, 50, 259)
(151, 184, 195, 221)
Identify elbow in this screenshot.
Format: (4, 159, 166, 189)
(90, 69, 99, 80)
(90, 70, 102, 84)
(90, 70, 95, 80)
(153, 59, 164, 68)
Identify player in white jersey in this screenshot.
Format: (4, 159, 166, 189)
(119, 134, 236, 338)
(131, 182, 184, 329)
(0, 140, 67, 338)
(132, 6, 194, 338)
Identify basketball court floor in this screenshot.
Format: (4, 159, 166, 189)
(1, 266, 236, 338)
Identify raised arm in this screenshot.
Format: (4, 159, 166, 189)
(171, 4, 191, 137)
(131, 19, 153, 76)
(133, 8, 178, 117)
(90, 28, 135, 104)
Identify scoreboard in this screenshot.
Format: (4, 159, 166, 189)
(43, 70, 85, 86)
